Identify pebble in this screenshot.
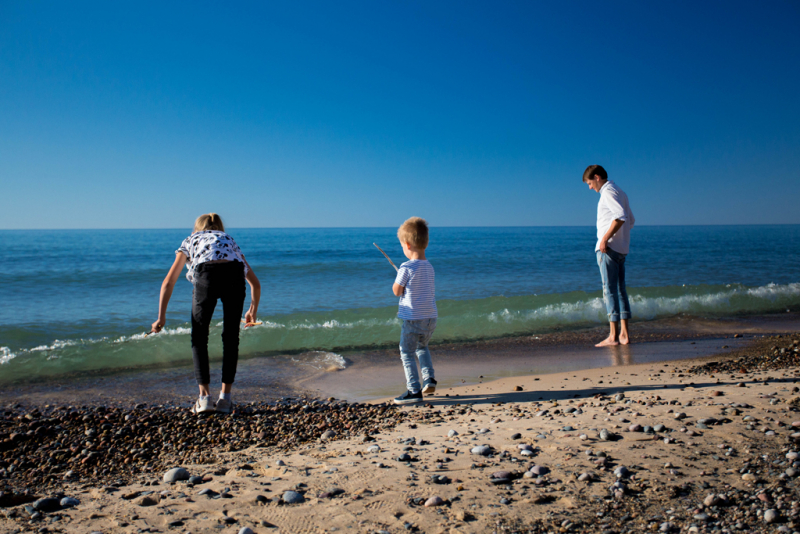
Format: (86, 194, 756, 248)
(59, 497, 79, 508)
(629, 424, 642, 432)
(471, 445, 492, 456)
(282, 490, 305, 504)
(367, 445, 381, 453)
(447, 429, 458, 437)
(510, 432, 521, 440)
(742, 473, 757, 482)
(33, 498, 61, 512)
(654, 424, 666, 432)
(613, 466, 630, 479)
(275, 459, 286, 467)
(163, 467, 190, 484)
(530, 465, 549, 476)
(599, 429, 612, 441)
(424, 496, 444, 507)
(764, 509, 779, 524)
(136, 495, 159, 507)
(578, 472, 592, 482)
(320, 430, 337, 440)
(239, 528, 255, 534)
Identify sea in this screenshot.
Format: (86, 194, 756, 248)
(1, 225, 799, 386)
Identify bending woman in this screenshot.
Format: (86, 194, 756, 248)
(152, 213, 261, 414)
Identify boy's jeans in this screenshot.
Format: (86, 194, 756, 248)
(596, 249, 632, 323)
(399, 318, 437, 393)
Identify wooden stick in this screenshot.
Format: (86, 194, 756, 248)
(373, 243, 398, 271)
(241, 319, 263, 327)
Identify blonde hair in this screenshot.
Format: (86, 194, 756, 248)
(397, 217, 429, 249)
(194, 213, 225, 233)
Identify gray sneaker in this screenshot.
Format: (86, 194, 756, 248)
(215, 398, 233, 414)
(191, 397, 215, 415)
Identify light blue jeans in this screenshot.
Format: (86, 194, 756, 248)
(597, 249, 632, 323)
(399, 318, 437, 393)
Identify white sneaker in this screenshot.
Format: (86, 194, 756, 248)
(191, 397, 215, 415)
(215, 398, 233, 414)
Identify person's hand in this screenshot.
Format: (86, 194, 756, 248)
(598, 239, 609, 254)
(151, 320, 164, 334)
(245, 309, 257, 326)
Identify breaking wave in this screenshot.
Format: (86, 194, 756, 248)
(1, 282, 798, 384)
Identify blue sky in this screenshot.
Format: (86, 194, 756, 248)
(1, 1, 798, 229)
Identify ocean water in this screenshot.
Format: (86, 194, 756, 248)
(1, 225, 799, 385)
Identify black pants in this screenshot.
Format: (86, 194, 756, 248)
(191, 262, 246, 385)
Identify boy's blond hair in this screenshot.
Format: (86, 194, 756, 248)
(397, 217, 429, 249)
(194, 213, 225, 233)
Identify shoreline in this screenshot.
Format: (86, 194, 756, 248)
(1, 331, 799, 533)
(2, 312, 800, 410)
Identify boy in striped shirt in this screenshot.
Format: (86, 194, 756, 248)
(392, 217, 438, 405)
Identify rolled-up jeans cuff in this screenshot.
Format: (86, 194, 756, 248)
(620, 312, 632, 320)
(608, 313, 620, 322)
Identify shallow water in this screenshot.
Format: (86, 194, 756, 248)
(1, 225, 799, 384)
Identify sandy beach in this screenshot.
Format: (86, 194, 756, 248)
(2, 325, 800, 533)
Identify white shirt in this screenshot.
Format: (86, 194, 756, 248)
(394, 259, 438, 320)
(177, 230, 249, 283)
(596, 180, 634, 254)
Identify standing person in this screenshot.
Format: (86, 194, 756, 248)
(583, 165, 635, 347)
(391, 217, 438, 405)
(151, 213, 261, 414)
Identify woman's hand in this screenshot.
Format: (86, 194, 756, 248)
(151, 319, 165, 333)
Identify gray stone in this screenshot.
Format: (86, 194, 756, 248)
(163, 467, 190, 484)
(613, 466, 630, 479)
(320, 430, 337, 440)
(367, 445, 380, 453)
(59, 497, 79, 508)
(33, 498, 61, 512)
(615, 393, 625, 401)
(530, 465, 549, 476)
(239, 529, 256, 534)
(471, 445, 492, 456)
(599, 429, 612, 441)
(447, 429, 458, 437)
(786, 468, 798, 477)
(654, 424, 666, 432)
(693, 513, 710, 522)
(282, 490, 305, 504)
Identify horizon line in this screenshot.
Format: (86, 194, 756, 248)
(1, 223, 799, 231)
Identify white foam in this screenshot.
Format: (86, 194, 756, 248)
(290, 351, 347, 370)
(29, 339, 80, 352)
(0, 347, 16, 365)
(487, 282, 800, 326)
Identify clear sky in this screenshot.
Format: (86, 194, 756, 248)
(1, 1, 798, 229)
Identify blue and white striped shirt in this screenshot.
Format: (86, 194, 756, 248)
(395, 260, 437, 320)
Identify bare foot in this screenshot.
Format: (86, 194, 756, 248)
(595, 337, 620, 347)
(619, 334, 630, 345)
